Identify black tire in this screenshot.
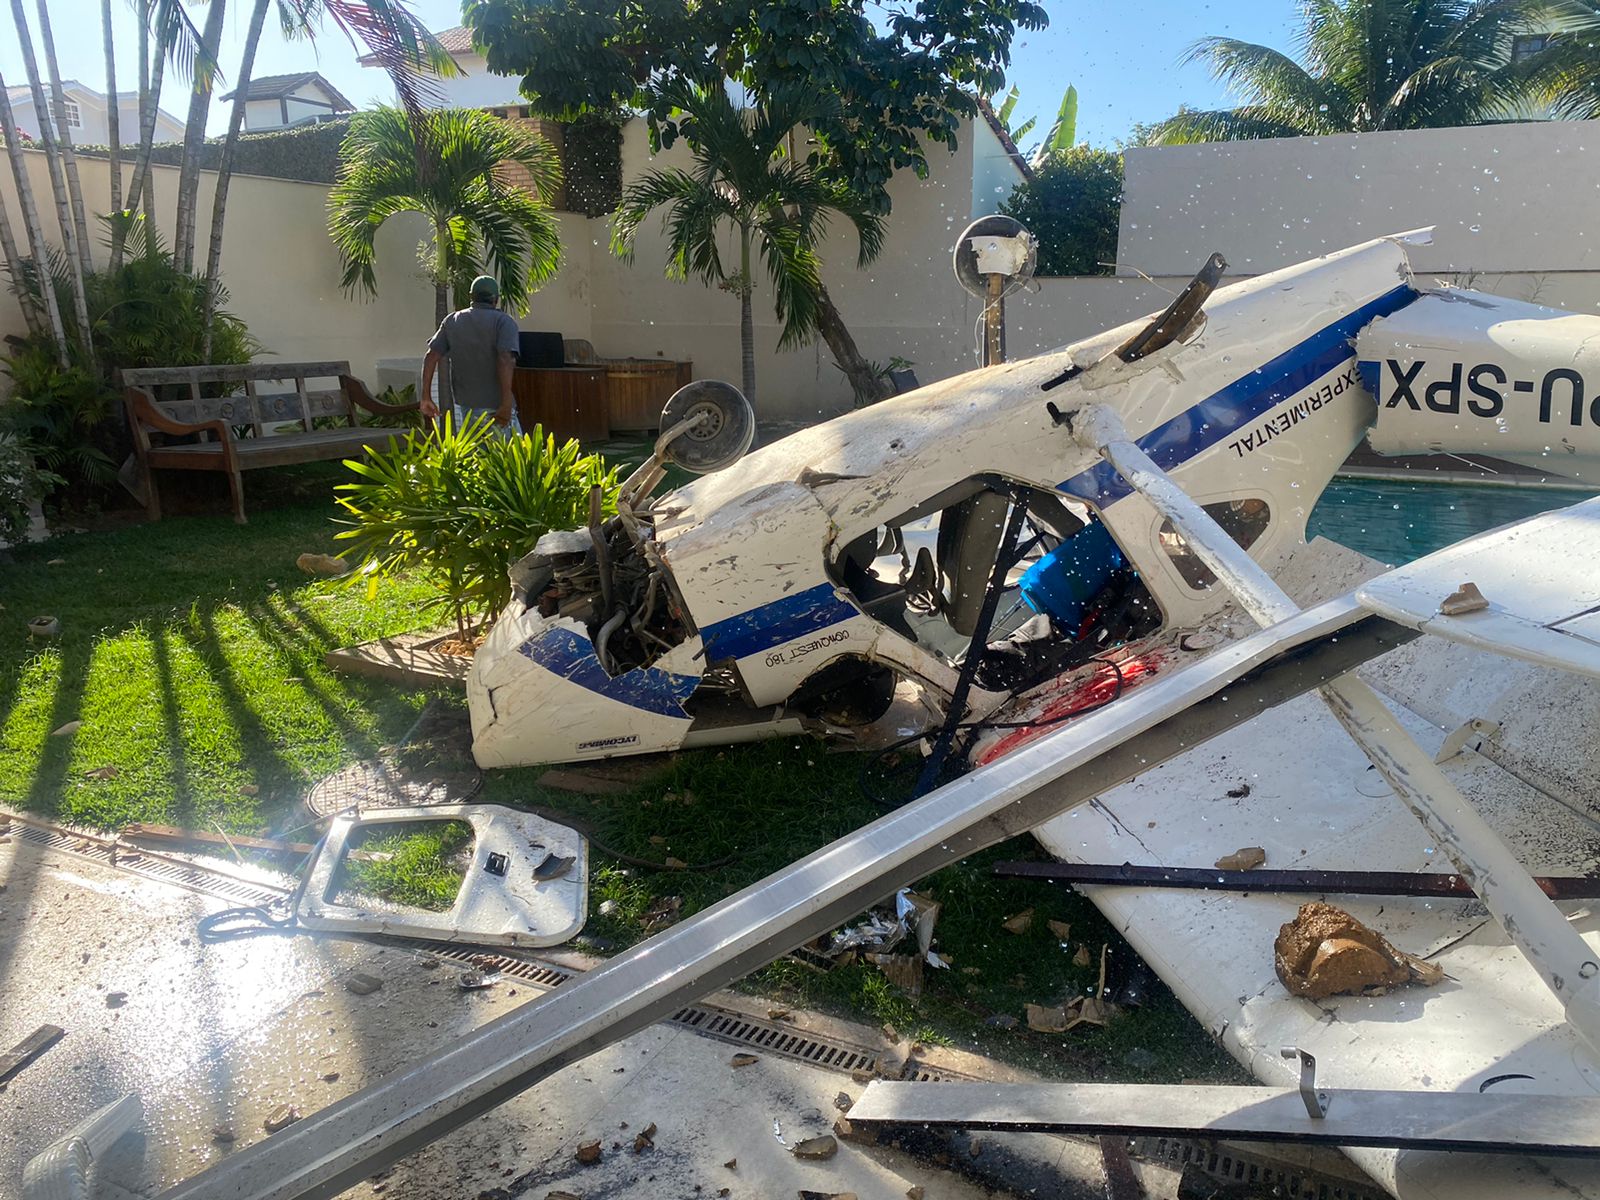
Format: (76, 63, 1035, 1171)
(660, 380, 755, 473)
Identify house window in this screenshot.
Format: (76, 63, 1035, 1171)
(1512, 33, 1555, 63)
(62, 99, 81, 129)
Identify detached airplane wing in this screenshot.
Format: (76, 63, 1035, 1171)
(1357, 496, 1600, 679)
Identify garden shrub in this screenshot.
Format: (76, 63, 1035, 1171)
(335, 414, 620, 638)
(998, 146, 1123, 276)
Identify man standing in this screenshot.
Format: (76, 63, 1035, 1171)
(420, 275, 522, 434)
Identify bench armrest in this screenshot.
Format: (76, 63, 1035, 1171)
(342, 374, 421, 417)
(124, 387, 233, 442)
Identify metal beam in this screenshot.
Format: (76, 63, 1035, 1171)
(155, 602, 1412, 1200)
(847, 1079, 1600, 1157)
(991, 860, 1600, 900)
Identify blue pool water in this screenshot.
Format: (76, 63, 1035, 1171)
(1307, 478, 1598, 566)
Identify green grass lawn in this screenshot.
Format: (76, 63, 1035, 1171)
(0, 476, 439, 832)
(0, 472, 1239, 1085)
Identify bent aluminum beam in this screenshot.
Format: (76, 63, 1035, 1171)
(155, 601, 1412, 1200)
(1078, 402, 1600, 1053)
(847, 1080, 1600, 1157)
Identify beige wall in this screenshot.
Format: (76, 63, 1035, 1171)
(1117, 121, 1600, 279)
(1, 117, 1031, 425)
(589, 120, 1005, 424)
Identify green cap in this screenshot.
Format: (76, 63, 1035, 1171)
(470, 275, 500, 302)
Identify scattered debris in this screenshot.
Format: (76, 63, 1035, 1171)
(641, 895, 682, 933)
(1025, 1003, 1072, 1033)
(1274, 901, 1446, 999)
(834, 1092, 852, 1111)
(533, 853, 576, 881)
(597, 899, 619, 917)
(321, 1072, 340, 1083)
(105, 991, 128, 1008)
(768, 1007, 794, 1022)
(1001, 907, 1034, 935)
(632, 1122, 656, 1153)
(850, 1066, 876, 1083)
(296, 552, 350, 577)
(834, 1116, 874, 1145)
(264, 1105, 301, 1133)
(791, 1135, 838, 1160)
(1225, 782, 1253, 799)
(730, 1053, 759, 1069)
(211, 1124, 236, 1144)
(664, 856, 687, 870)
(867, 952, 924, 996)
(0, 1025, 64, 1083)
(122, 822, 323, 859)
(459, 971, 502, 991)
(537, 768, 632, 796)
(797, 1194, 857, 1200)
(1073, 945, 1092, 968)
(881, 1023, 901, 1044)
(545, 1192, 581, 1200)
(1439, 581, 1489, 615)
(50, 720, 81, 737)
(344, 973, 384, 996)
(1046, 919, 1072, 941)
(907, 1188, 926, 1200)
(29, 616, 61, 639)
(84, 766, 120, 781)
(1215, 846, 1267, 871)
(575, 1139, 603, 1165)
(723, 1158, 737, 1170)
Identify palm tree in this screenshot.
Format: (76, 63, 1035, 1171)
(1145, 0, 1550, 143)
(102, 0, 123, 270)
(0, 70, 66, 351)
(611, 83, 886, 407)
(329, 105, 564, 326)
(1518, 4, 1600, 118)
(173, 0, 228, 274)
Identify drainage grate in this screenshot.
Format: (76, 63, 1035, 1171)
(1132, 1135, 1388, 1200)
(668, 1006, 881, 1074)
(3, 812, 290, 908)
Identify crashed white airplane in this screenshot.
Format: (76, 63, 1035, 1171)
(468, 230, 1597, 774)
(156, 233, 1600, 1200)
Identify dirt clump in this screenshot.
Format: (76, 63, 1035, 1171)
(1275, 901, 1444, 999)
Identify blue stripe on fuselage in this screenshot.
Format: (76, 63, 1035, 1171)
(1058, 284, 1416, 506)
(520, 627, 700, 718)
(699, 581, 860, 662)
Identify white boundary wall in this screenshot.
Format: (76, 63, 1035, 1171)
(1, 121, 1038, 427)
(1117, 121, 1600, 285)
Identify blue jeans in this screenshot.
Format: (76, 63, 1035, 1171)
(455, 405, 522, 438)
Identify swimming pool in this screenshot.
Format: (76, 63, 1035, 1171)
(1307, 477, 1598, 566)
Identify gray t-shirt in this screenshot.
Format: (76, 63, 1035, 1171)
(428, 302, 520, 411)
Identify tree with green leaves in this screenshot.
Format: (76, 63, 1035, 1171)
(463, 0, 1043, 401)
(329, 105, 563, 326)
(611, 83, 885, 409)
(987, 82, 1079, 168)
(463, 0, 1046, 201)
(1144, 0, 1551, 143)
(999, 146, 1121, 276)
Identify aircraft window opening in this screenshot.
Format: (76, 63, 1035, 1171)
(1158, 498, 1272, 591)
(831, 478, 1162, 691)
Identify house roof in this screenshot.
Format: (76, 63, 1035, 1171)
(975, 95, 1034, 181)
(358, 24, 478, 65)
(221, 71, 354, 110)
(5, 79, 184, 129)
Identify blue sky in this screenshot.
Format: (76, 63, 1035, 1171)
(4, 0, 1299, 146)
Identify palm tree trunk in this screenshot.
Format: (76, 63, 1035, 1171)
(739, 224, 755, 404)
(104, 0, 124, 270)
(8, 0, 95, 361)
(129, 5, 160, 230)
(173, 0, 225, 273)
(0, 144, 43, 336)
(0, 69, 69, 360)
(201, 0, 268, 358)
(814, 281, 890, 404)
(35, 0, 94, 280)
(433, 218, 451, 326)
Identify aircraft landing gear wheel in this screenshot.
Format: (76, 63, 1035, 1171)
(661, 380, 755, 474)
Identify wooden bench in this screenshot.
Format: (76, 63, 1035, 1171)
(122, 361, 420, 524)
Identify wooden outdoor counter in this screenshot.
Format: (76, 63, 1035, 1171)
(512, 366, 610, 442)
